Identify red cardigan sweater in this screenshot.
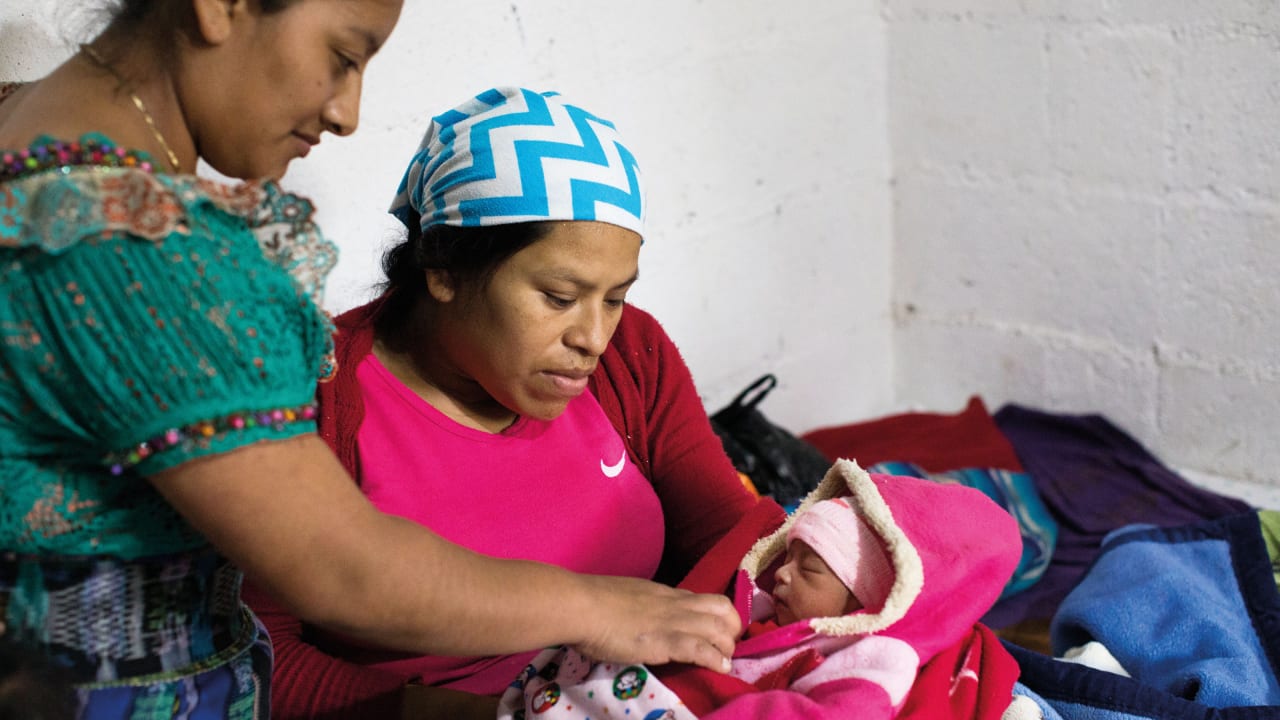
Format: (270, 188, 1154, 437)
(242, 297, 757, 719)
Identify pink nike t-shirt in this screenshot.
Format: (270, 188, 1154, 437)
(335, 352, 666, 692)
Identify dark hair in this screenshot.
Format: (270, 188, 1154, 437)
(375, 218, 549, 339)
(0, 641, 76, 720)
(85, 0, 305, 94)
(107, 0, 295, 26)
(97, 0, 297, 58)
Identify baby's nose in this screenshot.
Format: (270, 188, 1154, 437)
(774, 564, 792, 585)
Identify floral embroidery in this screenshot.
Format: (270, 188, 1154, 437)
(0, 134, 337, 308)
(2, 132, 340, 470)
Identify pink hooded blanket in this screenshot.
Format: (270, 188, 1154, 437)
(497, 459, 1023, 720)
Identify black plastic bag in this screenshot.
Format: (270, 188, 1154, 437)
(709, 374, 831, 508)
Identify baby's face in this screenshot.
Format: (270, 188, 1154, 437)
(770, 540, 859, 625)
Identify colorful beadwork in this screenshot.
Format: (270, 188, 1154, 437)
(1, 137, 157, 181)
(103, 403, 319, 474)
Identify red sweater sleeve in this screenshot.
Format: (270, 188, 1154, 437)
(592, 304, 757, 584)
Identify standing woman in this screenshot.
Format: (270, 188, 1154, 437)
(0, 2, 740, 717)
(246, 86, 765, 719)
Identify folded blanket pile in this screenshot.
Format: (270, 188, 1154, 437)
(1007, 510, 1280, 718)
(802, 398, 1258, 653)
(986, 405, 1254, 631)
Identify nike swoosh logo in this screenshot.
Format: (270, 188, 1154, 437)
(600, 452, 626, 478)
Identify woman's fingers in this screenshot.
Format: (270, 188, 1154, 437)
(666, 591, 739, 669)
(669, 635, 733, 674)
(572, 576, 740, 672)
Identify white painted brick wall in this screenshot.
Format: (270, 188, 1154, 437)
(889, 1, 1280, 503)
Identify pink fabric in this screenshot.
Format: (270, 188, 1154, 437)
(314, 354, 664, 692)
(356, 353, 663, 575)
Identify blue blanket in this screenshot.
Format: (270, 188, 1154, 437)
(1007, 511, 1280, 718)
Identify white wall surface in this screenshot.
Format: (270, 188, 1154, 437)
(888, 1, 1280, 503)
(3, 1, 1277, 506)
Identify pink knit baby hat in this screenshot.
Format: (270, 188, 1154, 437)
(786, 497, 895, 611)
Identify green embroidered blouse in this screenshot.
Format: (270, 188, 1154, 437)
(0, 134, 337, 560)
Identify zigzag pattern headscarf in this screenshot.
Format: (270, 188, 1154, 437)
(388, 87, 645, 237)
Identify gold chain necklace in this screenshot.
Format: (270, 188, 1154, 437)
(80, 44, 182, 173)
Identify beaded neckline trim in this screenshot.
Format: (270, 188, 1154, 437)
(1, 137, 159, 182)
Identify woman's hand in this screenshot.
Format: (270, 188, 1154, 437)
(569, 575, 741, 673)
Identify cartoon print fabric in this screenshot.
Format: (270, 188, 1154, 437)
(497, 646, 695, 720)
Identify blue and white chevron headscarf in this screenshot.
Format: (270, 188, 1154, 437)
(389, 87, 645, 237)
